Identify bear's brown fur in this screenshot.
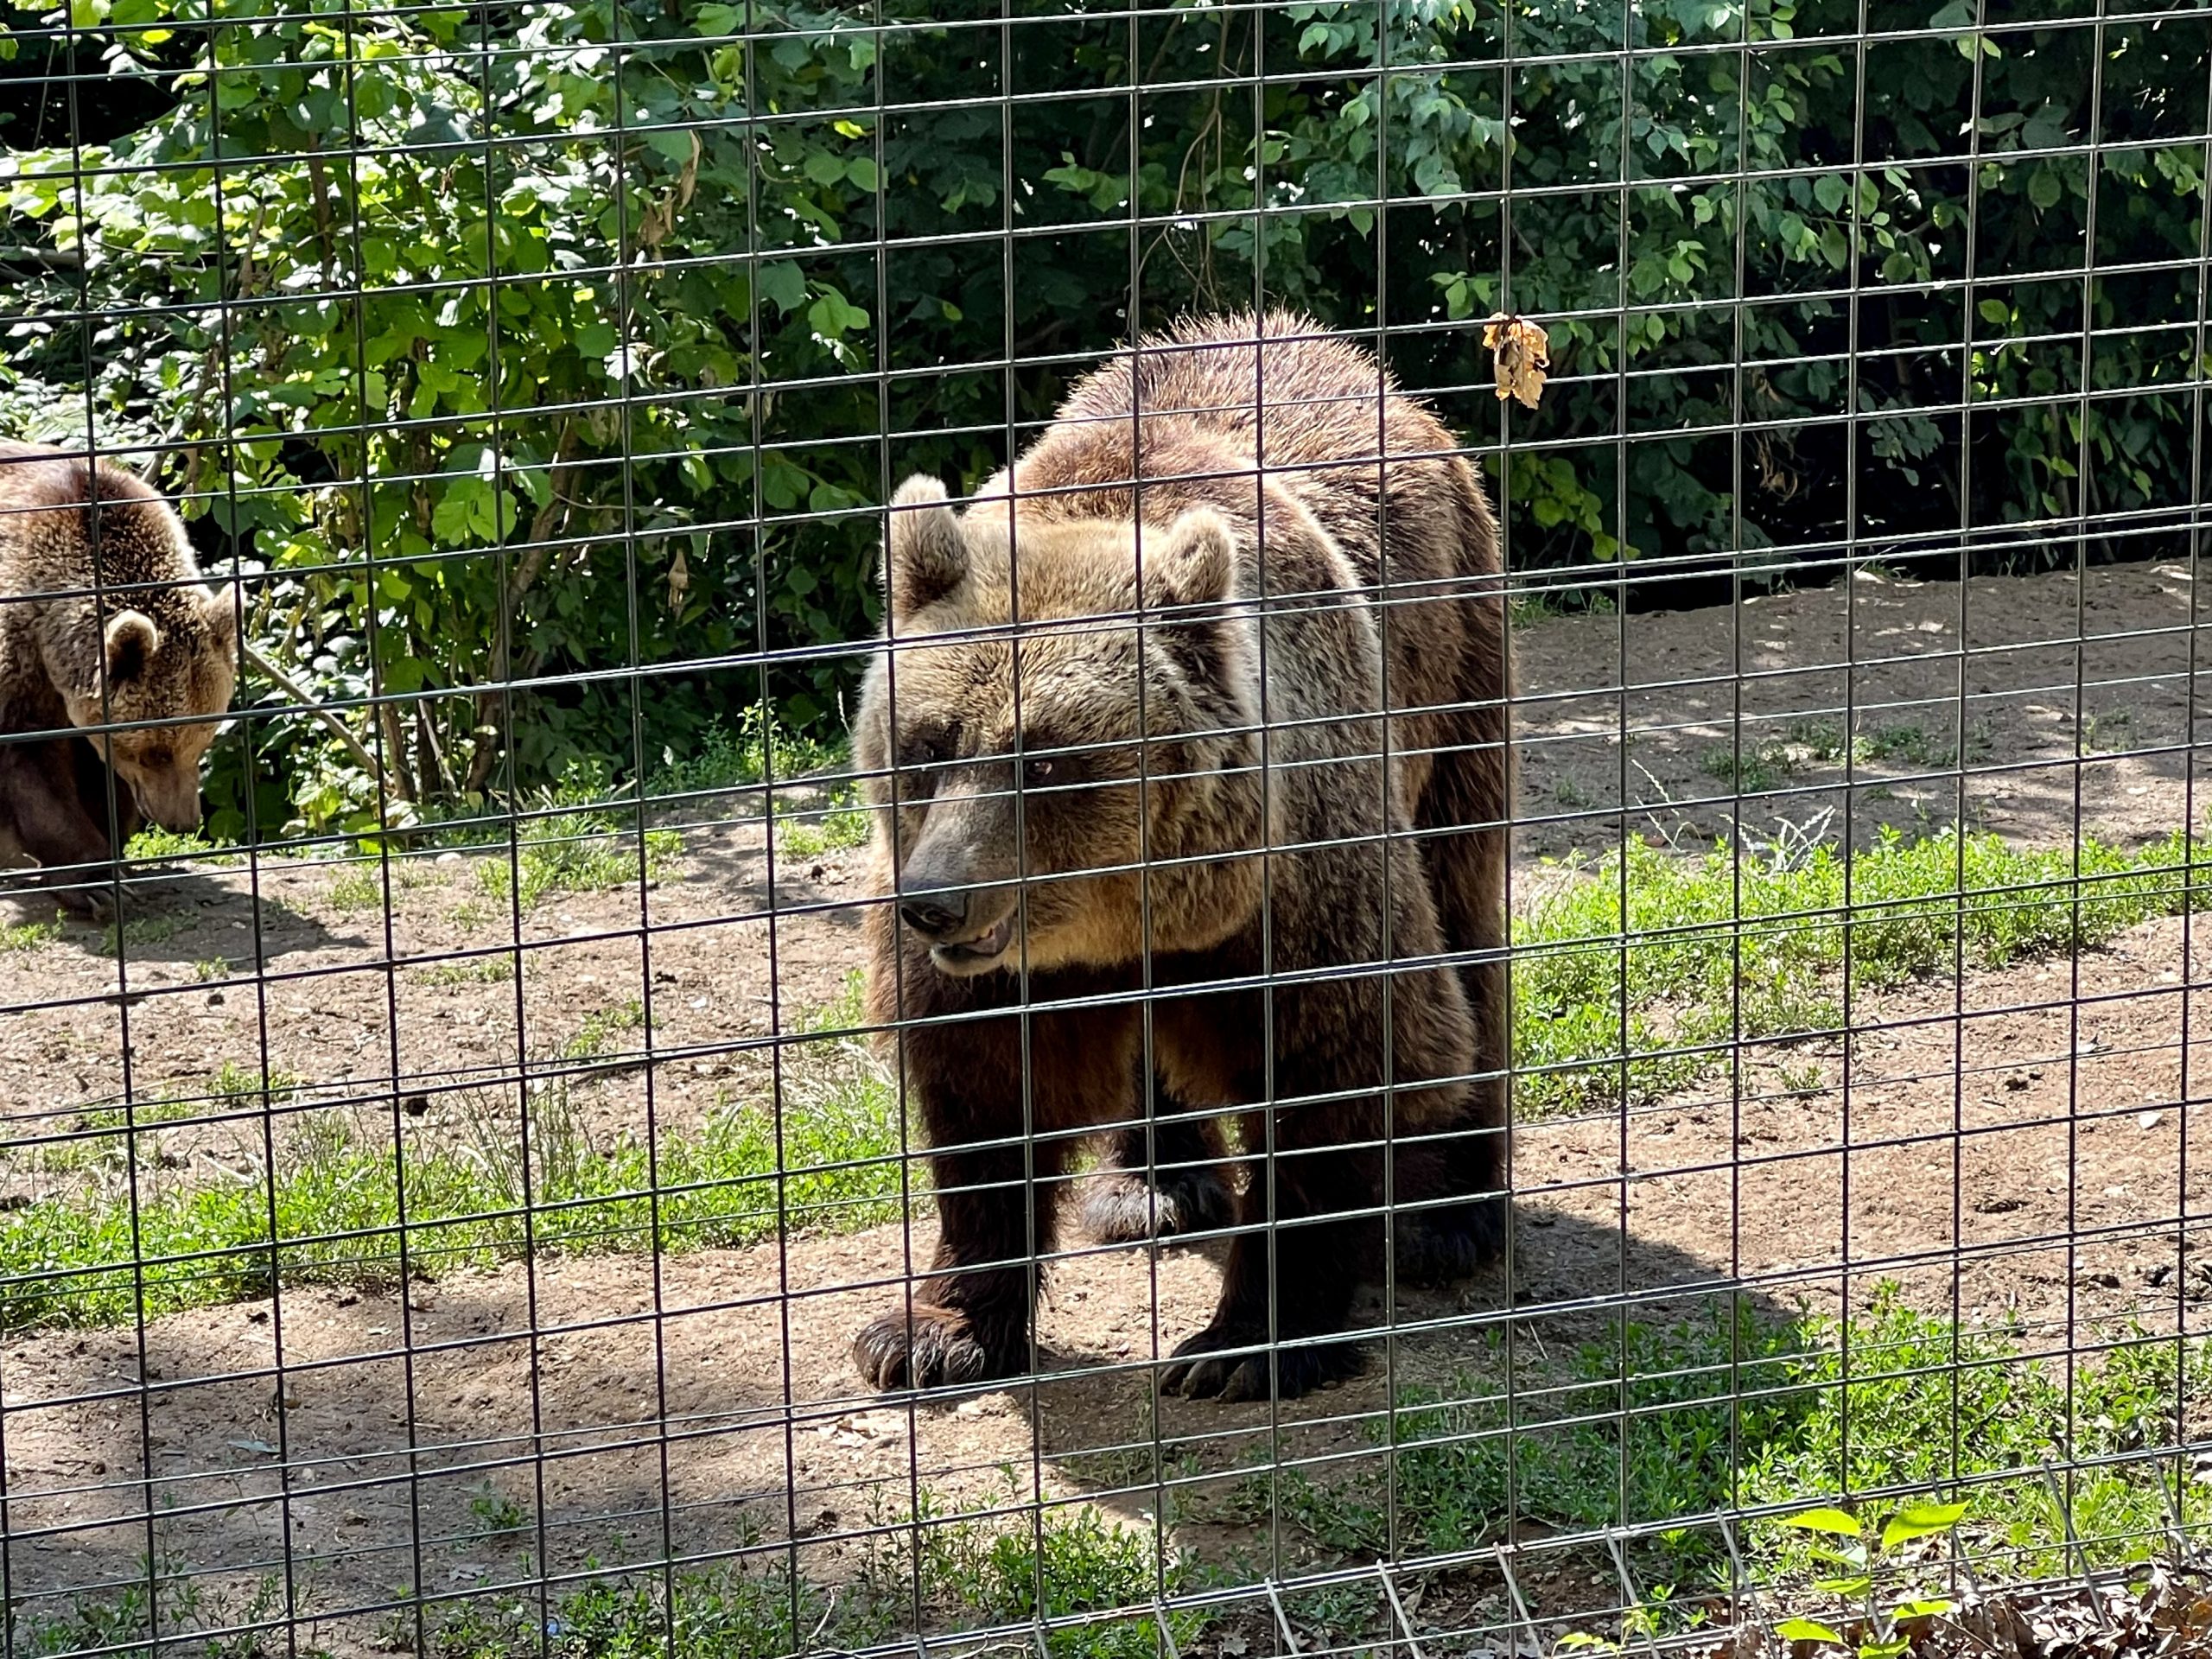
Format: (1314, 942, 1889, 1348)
(849, 312, 1510, 1402)
(0, 442, 234, 916)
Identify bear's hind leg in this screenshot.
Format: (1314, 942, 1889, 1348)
(1158, 1128, 1373, 1402)
(1389, 1122, 1508, 1286)
(1146, 983, 1377, 1402)
(1405, 706, 1511, 1274)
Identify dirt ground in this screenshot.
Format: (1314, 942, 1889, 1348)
(3, 558, 2210, 1654)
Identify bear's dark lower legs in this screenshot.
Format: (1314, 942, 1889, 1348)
(852, 1135, 1068, 1391)
(0, 738, 127, 920)
(1160, 1141, 1371, 1402)
(1389, 1113, 1509, 1287)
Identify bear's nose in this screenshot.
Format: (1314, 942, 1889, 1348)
(899, 892, 969, 938)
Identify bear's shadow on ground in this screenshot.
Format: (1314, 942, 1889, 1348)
(974, 1209, 1808, 1545)
(1, 864, 343, 964)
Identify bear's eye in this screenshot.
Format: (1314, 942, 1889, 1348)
(1022, 756, 1056, 791)
(139, 746, 173, 769)
(896, 730, 946, 771)
(894, 729, 950, 799)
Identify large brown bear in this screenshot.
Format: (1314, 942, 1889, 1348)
(849, 312, 1510, 1402)
(0, 442, 235, 916)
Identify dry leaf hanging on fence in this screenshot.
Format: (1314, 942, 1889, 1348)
(1484, 312, 1550, 409)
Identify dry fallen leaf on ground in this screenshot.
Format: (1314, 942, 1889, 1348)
(1484, 311, 1550, 409)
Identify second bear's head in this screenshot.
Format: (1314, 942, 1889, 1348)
(854, 475, 1268, 979)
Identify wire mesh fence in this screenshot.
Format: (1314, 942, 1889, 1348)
(0, 0, 2209, 1654)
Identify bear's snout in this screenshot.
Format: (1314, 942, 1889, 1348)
(895, 846, 1022, 972)
(899, 890, 969, 938)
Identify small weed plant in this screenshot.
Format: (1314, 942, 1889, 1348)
(775, 794, 873, 857)
(1773, 1500, 1967, 1657)
(1, 916, 60, 951)
(651, 708, 845, 805)
(413, 954, 515, 987)
(395, 1491, 1192, 1659)
(474, 814, 683, 906)
(325, 865, 383, 912)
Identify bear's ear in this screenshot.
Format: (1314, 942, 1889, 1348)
(881, 474, 967, 622)
(104, 609, 160, 684)
(1144, 508, 1236, 611)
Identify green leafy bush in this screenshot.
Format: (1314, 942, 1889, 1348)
(3, 0, 2201, 828)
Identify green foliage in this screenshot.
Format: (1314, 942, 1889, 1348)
(863, 1489, 1202, 1659)
(3, 0, 2200, 822)
(403, 1499, 1192, 1659)
(1772, 1499, 1966, 1658)
(8, 1558, 306, 1659)
(0, 995, 905, 1328)
(775, 793, 874, 857)
(1514, 824, 2212, 1116)
(323, 864, 383, 912)
(1287, 1286, 2199, 1593)
(0, 915, 60, 951)
(473, 815, 684, 906)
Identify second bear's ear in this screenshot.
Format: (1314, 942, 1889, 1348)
(881, 474, 967, 623)
(1143, 508, 1236, 611)
(104, 609, 160, 684)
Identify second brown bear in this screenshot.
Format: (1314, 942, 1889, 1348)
(850, 311, 1511, 1402)
(0, 442, 235, 917)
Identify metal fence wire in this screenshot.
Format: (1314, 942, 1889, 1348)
(0, 0, 2209, 1654)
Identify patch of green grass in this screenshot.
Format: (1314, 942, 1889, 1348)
(124, 828, 244, 868)
(1509, 588, 1618, 629)
(776, 795, 873, 858)
(9, 1554, 303, 1659)
(1706, 721, 1970, 793)
(1514, 824, 2212, 1116)
(412, 955, 515, 987)
(466, 1484, 531, 1542)
(406, 1559, 835, 1659)
(561, 1000, 645, 1061)
(651, 708, 846, 804)
(325, 865, 383, 912)
(34, 1066, 308, 1175)
(99, 913, 188, 956)
(474, 817, 684, 906)
(0, 995, 902, 1331)
(1, 916, 61, 952)
(1851, 722, 1948, 767)
(1700, 742, 1795, 794)
(2082, 707, 2134, 754)
(863, 1490, 1202, 1659)
(1283, 1286, 2202, 1591)
(397, 1495, 1191, 1659)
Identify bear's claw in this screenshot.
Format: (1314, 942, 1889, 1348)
(852, 1303, 1021, 1393)
(1160, 1325, 1364, 1402)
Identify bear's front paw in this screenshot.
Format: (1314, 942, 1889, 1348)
(1160, 1325, 1364, 1402)
(853, 1303, 1023, 1393)
(1079, 1166, 1232, 1245)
